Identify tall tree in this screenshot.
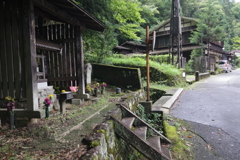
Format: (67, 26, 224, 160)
(231, 2, 240, 36)
(110, 0, 146, 40)
(217, 0, 235, 51)
(180, 0, 199, 18)
(190, 0, 226, 46)
(231, 36, 240, 50)
(190, 0, 226, 69)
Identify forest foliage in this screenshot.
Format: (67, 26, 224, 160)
(76, 0, 240, 63)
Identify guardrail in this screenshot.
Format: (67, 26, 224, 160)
(195, 71, 210, 81)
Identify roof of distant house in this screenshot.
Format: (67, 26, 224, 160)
(231, 50, 240, 53)
(121, 41, 146, 47)
(150, 16, 198, 34)
(114, 46, 132, 50)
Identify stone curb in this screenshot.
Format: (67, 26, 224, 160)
(160, 88, 183, 114)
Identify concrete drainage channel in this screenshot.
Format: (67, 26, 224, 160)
(152, 88, 184, 114)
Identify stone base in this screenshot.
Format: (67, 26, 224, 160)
(139, 101, 152, 114)
(74, 93, 90, 99)
(72, 98, 84, 105)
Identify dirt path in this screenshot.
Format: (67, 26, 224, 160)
(0, 89, 124, 159)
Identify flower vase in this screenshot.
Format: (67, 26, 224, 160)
(45, 106, 49, 118)
(101, 87, 105, 94)
(9, 112, 14, 130)
(94, 89, 98, 97)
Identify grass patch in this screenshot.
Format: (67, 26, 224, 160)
(164, 115, 193, 160)
(107, 57, 182, 77)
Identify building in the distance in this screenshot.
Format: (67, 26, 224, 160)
(150, 17, 230, 70)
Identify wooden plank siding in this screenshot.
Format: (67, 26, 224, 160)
(0, 1, 8, 98)
(1, 0, 85, 106)
(41, 24, 78, 90)
(11, 1, 22, 99)
(0, 0, 27, 101)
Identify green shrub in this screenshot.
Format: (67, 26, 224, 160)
(185, 63, 194, 75)
(130, 54, 170, 64)
(135, 104, 162, 131)
(106, 56, 184, 86)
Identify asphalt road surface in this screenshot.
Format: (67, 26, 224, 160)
(171, 69, 240, 159)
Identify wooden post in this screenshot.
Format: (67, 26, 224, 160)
(22, 0, 38, 111)
(0, 1, 8, 98)
(146, 26, 150, 101)
(75, 26, 85, 95)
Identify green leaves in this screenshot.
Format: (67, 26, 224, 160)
(231, 36, 240, 50)
(190, 0, 226, 44)
(110, 0, 145, 39)
(111, 0, 145, 23)
(118, 23, 141, 39)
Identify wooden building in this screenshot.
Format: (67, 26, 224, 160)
(0, 0, 105, 119)
(113, 46, 133, 55)
(150, 17, 229, 70)
(121, 41, 146, 54)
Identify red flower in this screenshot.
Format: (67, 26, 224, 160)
(44, 98, 51, 107)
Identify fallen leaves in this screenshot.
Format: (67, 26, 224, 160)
(206, 144, 213, 150)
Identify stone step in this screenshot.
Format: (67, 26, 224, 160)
(152, 96, 171, 112)
(133, 126, 147, 140)
(147, 136, 161, 152)
(161, 145, 172, 159)
(121, 117, 135, 128)
(164, 88, 178, 96)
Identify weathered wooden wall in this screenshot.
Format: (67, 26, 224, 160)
(40, 24, 78, 90)
(0, 0, 26, 100)
(0, 0, 82, 105)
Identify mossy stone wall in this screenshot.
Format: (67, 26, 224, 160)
(92, 64, 142, 89)
(113, 64, 168, 82)
(81, 121, 147, 160)
(80, 89, 147, 160)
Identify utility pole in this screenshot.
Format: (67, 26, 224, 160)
(145, 27, 155, 101)
(169, 0, 182, 68)
(146, 26, 150, 101)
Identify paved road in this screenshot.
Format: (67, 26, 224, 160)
(171, 69, 240, 159)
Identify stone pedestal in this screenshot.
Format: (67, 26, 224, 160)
(139, 101, 152, 114)
(74, 93, 90, 99)
(38, 85, 59, 110)
(85, 63, 92, 85)
(71, 93, 90, 105)
(72, 99, 84, 105)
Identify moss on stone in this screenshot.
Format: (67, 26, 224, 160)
(90, 140, 101, 147)
(97, 129, 106, 136)
(163, 120, 190, 160)
(163, 121, 179, 144)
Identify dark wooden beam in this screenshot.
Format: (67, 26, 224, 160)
(22, 0, 38, 111)
(75, 26, 85, 95)
(35, 8, 69, 26)
(35, 8, 55, 21)
(33, 0, 81, 26)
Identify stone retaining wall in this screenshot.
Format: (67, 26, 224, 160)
(80, 89, 146, 160)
